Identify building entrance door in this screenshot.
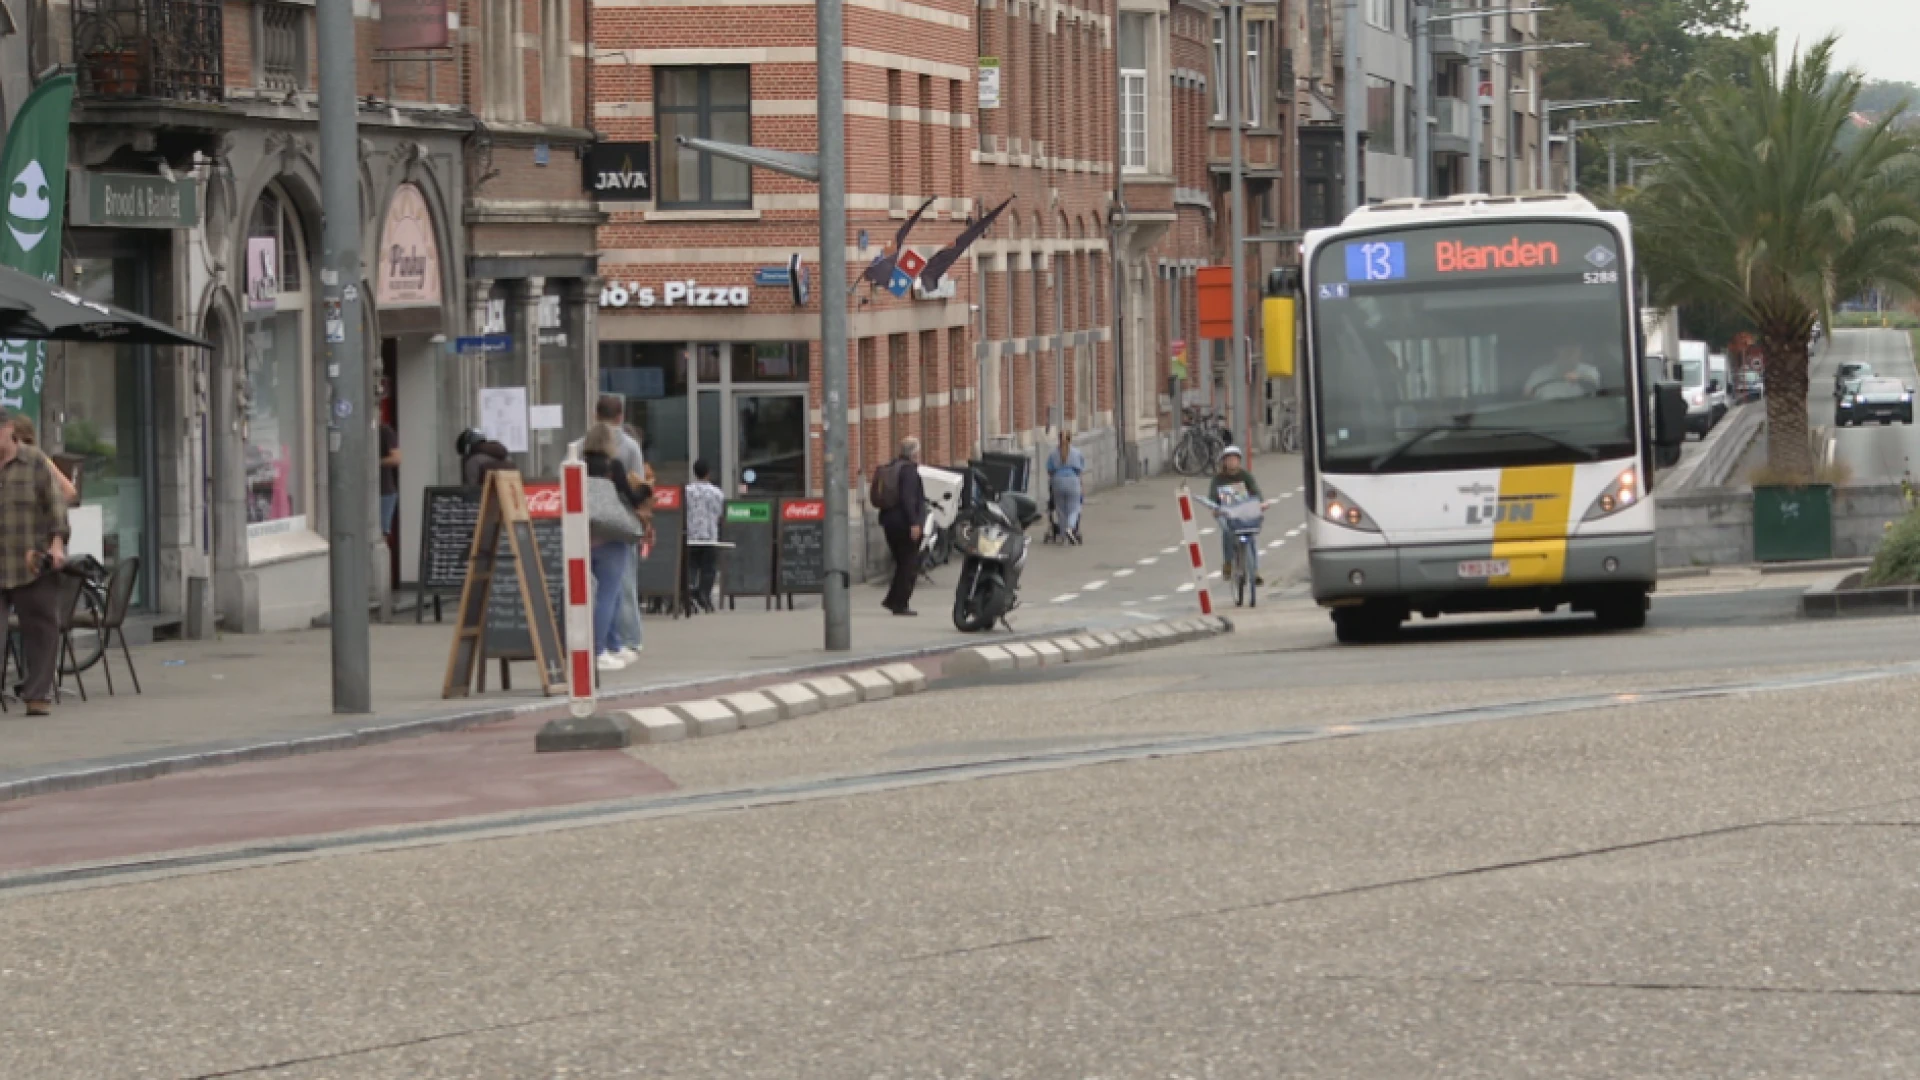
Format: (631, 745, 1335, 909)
(732, 391, 807, 496)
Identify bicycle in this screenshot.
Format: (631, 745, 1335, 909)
(1199, 495, 1269, 608)
(1172, 407, 1230, 476)
(1275, 398, 1302, 454)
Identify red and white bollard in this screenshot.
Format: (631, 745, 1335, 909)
(561, 459, 596, 717)
(1176, 486, 1215, 616)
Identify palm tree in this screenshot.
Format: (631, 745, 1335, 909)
(1628, 36, 1920, 480)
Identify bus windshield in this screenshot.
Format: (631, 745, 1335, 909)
(1311, 220, 1635, 475)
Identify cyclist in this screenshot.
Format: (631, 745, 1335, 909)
(1200, 446, 1274, 584)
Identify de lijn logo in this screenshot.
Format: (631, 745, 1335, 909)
(6, 160, 51, 253)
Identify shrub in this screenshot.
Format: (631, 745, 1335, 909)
(1864, 507, 1920, 585)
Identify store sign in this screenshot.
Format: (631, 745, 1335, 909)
(376, 183, 442, 308)
(599, 280, 751, 309)
(583, 142, 653, 201)
(246, 235, 278, 311)
(379, 0, 449, 50)
(69, 170, 199, 229)
(979, 58, 1000, 109)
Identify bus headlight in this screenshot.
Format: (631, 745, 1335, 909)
(1583, 467, 1640, 521)
(1320, 482, 1380, 533)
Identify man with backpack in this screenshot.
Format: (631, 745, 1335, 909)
(872, 436, 927, 616)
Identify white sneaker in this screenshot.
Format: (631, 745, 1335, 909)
(596, 653, 629, 672)
(617, 646, 643, 662)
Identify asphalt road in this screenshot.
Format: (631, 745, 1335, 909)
(1816, 328, 1920, 483)
(11, 589, 1920, 1078)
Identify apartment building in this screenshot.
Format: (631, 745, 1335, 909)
(1, 0, 597, 631)
(590, 0, 979, 567)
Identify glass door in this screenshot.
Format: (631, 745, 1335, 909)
(732, 391, 807, 496)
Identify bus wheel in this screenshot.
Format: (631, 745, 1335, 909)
(1594, 589, 1649, 631)
(1333, 605, 1400, 645)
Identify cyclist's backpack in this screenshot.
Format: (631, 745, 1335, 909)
(869, 459, 902, 510)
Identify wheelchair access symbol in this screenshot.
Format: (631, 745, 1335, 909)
(1318, 283, 1349, 300)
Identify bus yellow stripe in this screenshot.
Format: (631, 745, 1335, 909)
(1490, 464, 1576, 586)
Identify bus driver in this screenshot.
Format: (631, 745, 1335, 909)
(1524, 343, 1603, 400)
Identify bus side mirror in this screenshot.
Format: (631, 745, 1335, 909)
(1653, 382, 1688, 447)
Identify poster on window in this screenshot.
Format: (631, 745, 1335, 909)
(247, 236, 278, 311)
(478, 386, 529, 454)
(978, 58, 1000, 110)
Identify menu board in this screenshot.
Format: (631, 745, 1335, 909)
(418, 487, 483, 594)
(484, 516, 565, 659)
(777, 498, 826, 595)
(720, 500, 776, 597)
(634, 485, 685, 601)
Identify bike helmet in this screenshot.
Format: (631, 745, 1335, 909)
(1221, 445, 1244, 460)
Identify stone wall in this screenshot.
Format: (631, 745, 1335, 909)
(1655, 483, 1909, 568)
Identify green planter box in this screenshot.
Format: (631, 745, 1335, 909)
(1753, 484, 1833, 562)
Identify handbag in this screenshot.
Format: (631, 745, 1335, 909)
(586, 477, 647, 544)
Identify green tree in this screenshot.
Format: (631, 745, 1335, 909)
(1627, 38, 1920, 480)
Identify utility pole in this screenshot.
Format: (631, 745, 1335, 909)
(318, 0, 369, 712)
(1227, 0, 1248, 449)
(817, 0, 850, 651)
(1343, 0, 1361, 214)
(1414, 1, 1430, 198)
(1468, 41, 1482, 194)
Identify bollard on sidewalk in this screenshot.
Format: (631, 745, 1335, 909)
(537, 460, 639, 751)
(1175, 486, 1215, 616)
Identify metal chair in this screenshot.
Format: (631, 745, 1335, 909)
(52, 570, 91, 702)
(72, 556, 140, 695)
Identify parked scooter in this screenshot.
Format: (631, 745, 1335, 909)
(919, 465, 963, 570)
(951, 469, 1041, 631)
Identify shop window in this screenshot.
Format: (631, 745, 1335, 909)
(599, 341, 691, 486)
(656, 67, 752, 209)
(242, 187, 312, 539)
(732, 342, 809, 384)
(62, 250, 152, 606)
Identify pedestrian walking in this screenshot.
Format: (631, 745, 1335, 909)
(378, 421, 400, 538)
(874, 436, 927, 616)
(1045, 430, 1085, 544)
(582, 422, 650, 671)
(0, 410, 71, 715)
(683, 459, 725, 613)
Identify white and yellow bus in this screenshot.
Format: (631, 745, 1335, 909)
(1288, 194, 1685, 644)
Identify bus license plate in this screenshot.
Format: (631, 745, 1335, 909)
(1457, 559, 1510, 579)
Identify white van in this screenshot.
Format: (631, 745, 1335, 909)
(1707, 352, 1731, 424)
(1672, 341, 1714, 436)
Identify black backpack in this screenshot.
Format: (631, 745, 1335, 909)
(869, 459, 903, 510)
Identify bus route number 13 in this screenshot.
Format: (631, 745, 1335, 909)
(1345, 241, 1407, 283)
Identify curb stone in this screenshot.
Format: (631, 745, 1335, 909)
(1003, 642, 1041, 669)
(879, 663, 929, 693)
(622, 707, 688, 744)
(718, 691, 782, 728)
(846, 669, 895, 701)
(1052, 637, 1087, 661)
(803, 676, 860, 709)
(1029, 641, 1064, 664)
(667, 699, 740, 738)
(945, 645, 1014, 675)
(765, 682, 823, 718)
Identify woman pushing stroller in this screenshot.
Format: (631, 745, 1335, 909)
(1045, 431, 1086, 544)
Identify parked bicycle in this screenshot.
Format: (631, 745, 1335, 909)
(1172, 407, 1231, 476)
(1275, 397, 1302, 454)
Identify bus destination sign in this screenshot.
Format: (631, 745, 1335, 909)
(1328, 222, 1620, 287)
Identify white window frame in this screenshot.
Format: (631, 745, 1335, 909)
(1121, 68, 1148, 172)
(1211, 14, 1227, 122)
(244, 187, 322, 563)
(1244, 22, 1263, 127)
(1366, 0, 1393, 31)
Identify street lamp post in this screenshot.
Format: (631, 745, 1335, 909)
(1542, 98, 1636, 192)
(1227, 0, 1248, 449)
(1566, 118, 1655, 194)
(1411, 5, 1567, 199)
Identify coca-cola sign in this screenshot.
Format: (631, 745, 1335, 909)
(651, 485, 683, 511)
(525, 483, 562, 519)
(782, 499, 826, 521)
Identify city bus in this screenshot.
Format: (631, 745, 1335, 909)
(1289, 194, 1685, 644)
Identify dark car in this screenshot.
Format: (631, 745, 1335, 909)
(1836, 377, 1914, 427)
(1835, 361, 1872, 399)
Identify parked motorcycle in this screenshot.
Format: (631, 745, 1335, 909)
(950, 470, 1040, 632)
(920, 465, 963, 570)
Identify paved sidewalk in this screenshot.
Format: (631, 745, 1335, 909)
(0, 469, 1226, 792)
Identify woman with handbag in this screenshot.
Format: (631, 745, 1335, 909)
(582, 423, 651, 672)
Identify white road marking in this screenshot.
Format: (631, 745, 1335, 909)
(1122, 599, 1140, 606)
(1125, 611, 1158, 621)
(1177, 583, 1196, 593)
(1051, 593, 1080, 603)
(1286, 526, 1304, 537)
(1278, 491, 1294, 499)
(1267, 540, 1284, 549)
(1148, 594, 1168, 602)
(1083, 580, 1107, 591)
(1208, 570, 1223, 579)
(1200, 527, 1217, 536)
(1138, 556, 1159, 565)
(1161, 546, 1179, 555)
(1113, 568, 1135, 578)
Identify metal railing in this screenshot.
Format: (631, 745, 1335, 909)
(259, 2, 308, 92)
(72, 0, 223, 102)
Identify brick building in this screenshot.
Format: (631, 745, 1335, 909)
(2, 0, 598, 631)
(590, 0, 978, 578)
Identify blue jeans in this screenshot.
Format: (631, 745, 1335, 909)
(615, 545, 642, 646)
(591, 542, 633, 655)
(379, 492, 398, 535)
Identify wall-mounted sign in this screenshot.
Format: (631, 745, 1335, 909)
(379, 0, 449, 50)
(455, 334, 513, 354)
(978, 58, 1000, 110)
(583, 142, 653, 201)
(599, 280, 751, 309)
(68, 170, 198, 229)
(246, 235, 278, 311)
(376, 183, 442, 308)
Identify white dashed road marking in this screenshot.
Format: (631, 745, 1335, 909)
(1148, 594, 1168, 602)
(1161, 546, 1179, 555)
(1113, 568, 1135, 578)
(1138, 556, 1159, 566)
(1200, 527, 1217, 536)
(1083, 580, 1107, 591)
(1051, 593, 1079, 604)
(1177, 583, 1196, 593)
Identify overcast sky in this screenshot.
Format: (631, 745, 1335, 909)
(1743, 0, 1920, 86)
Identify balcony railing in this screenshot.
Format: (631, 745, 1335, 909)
(72, 0, 224, 102)
(1434, 96, 1471, 139)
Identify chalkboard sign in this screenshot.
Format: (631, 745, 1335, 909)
(484, 517, 565, 658)
(720, 500, 776, 598)
(419, 487, 482, 593)
(634, 485, 684, 601)
(777, 498, 826, 595)
(442, 472, 567, 699)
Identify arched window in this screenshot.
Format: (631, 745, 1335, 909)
(242, 186, 312, 540)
